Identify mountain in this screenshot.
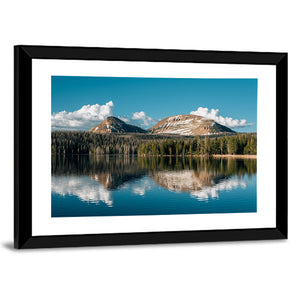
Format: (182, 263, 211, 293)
(148, 114, 234, 136)
(88, 116, 146, 134)
(88, 114, 235, 136)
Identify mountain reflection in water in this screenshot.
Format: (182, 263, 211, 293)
(52, 155, 256, 211)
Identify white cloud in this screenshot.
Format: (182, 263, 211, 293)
(118, 112, 156, 129)
(118, 116, 130, 123)
(51, 101, 157, 130)
(130, 111, 156, 127)
(52, 101, 114, 130)
(190, 107, 252, 128)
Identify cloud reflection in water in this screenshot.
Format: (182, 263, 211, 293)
(52, 175, 113, 207)
(52, 155, 256, 214)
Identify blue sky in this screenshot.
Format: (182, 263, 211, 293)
(51, 76, 257, 132)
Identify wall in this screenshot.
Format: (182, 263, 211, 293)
(0, 1, 298, 299)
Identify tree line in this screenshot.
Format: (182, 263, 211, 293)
(137, 134, 256, 156)
(52, 131, 142, 155)
(51, 131, 256, 156)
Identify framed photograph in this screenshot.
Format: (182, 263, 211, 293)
(14, 45, 287, 249)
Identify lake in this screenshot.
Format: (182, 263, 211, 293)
(51, 155, 257, 217)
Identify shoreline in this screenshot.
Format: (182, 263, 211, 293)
(211, 154, 257, 159)
(52, 153, 257, 159)
(137, 154, 257, 159)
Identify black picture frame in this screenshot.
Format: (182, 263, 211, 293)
(14, 45, 288, 249)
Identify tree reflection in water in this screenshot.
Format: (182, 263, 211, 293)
(52, 155, 256, 203)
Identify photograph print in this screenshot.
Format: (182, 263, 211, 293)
(51, 76, 257, 218)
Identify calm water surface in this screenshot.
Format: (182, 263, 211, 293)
(51, 155, 257, 217)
